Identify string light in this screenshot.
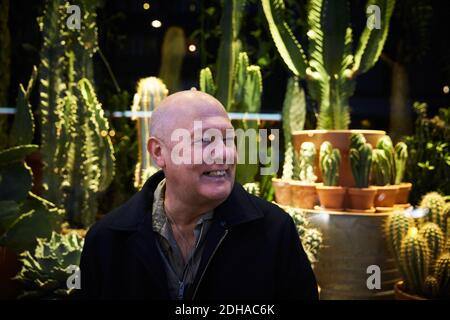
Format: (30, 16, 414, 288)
(143, 3, 150, 10)
(188, 44, 196, 52)
(151, 20, 162, 28)
(443, 86, 449, 94)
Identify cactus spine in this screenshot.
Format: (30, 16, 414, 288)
(349, 133, 372, 188)
(319, 141, 341, 186)
(394, 142, 408, 185)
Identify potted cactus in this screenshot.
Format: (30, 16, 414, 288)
(386, 192, 450, 299)
(290, 142, 319, 209)
(371, 136, 399, 210)
(316, 142, 346, 210)
(347, 133, 377, 211)
(394, 142, 412, 206)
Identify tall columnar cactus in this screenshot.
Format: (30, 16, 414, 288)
(386, 210, 414, 263)
(419, 192, 447, 232)
(131, 77, 168, 189)
(400, 229, 430, 294)
(158, 27, 186, 93)
(199, 67, 216, 96)
(319, 141, 341, 186)
(262, 0, 396, 129)
(281, 77, 306, 180)
(298, 142, 317, 183)
(349, 133, 373, 188)
(376, 136, 396, 185)
(371, 148, 392, 186)
(434, 253, 450, 297)
(419, 223, 445, 271)
(394, 142, 408, 185)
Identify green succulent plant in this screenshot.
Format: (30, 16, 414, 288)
(349, 133, 373, 188)
(14, 231, 84, 299)
(394, 142, 408, 185)
(243, 182, 261, 197)
(319, 141, 341, 186)
(298, 142, 317, 183)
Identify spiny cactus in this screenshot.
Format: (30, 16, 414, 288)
(371, 149, 392, 186)
(298, 142, 317, 183)
(420, 192, 447, 232)
(419, 223, 445, 270)
(376, 136, 396, 185)
(400, 229, 430, 294)
(424, 275, 439, 298)
(262, 0, 396, 129)
(243, 182, 261, 197)
(14, 231, 84, 299)
(281, 142, 295, 180)
(386, 210, 415, 263)
(199, 67, 216, 96)
(132, 77, 168, 189)
(394, 142, 408, 185)
(319, 141, 341, 186)
(434, 253, 450, 298)
(349, 133, 373, 188)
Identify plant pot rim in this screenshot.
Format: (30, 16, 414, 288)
(292, 129, 386, 135)
(399, 182, 413, 187)
(316, 185, 347, 191)
(289, 180, 317, 187)
(348, 187, 377, 192)
(372, 185, 400, 190)
(394, 281, 427, 300)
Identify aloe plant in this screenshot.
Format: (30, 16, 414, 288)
(262, 0, 396, 129)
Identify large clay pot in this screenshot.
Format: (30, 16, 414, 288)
(292, 130, 386, 187)
(316, 186, 347, 210)
(347, 187, 377, 211)
(271, 178, 292, 206)
(396, 182, 412, 204)
(394, 281, 426, 300)
(290, 181, 317, 209)
(374, 185, 399, 208)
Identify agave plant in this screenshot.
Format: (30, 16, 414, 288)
(262, 0, 396, 129)
(14, 232, 84, 299)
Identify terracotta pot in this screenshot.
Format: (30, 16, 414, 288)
(290, 181, 318, 209)
(272, 178, 292, 206)
(316, 186, 347, 210)
(396, 182, 412, 204)
(374, 185, 399, 208)
(394, 281, 426, 300)
(347, 187, 377, 210)
(292, 130, 386, 187)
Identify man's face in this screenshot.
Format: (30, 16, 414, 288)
(160, 110, 237, 205)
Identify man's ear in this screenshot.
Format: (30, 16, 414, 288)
(147, 137, 166, 168)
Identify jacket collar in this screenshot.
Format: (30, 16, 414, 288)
(107, 170, 264, 232)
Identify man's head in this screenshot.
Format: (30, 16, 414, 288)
(148, 90, 237, 208)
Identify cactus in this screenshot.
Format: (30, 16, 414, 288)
(419, 223, 445, 270)
(394, 142, 408, 185)
(349, 133, 373, 188)
(199, 67, 216, 96)
(319, 141, 341, 186)
(262, 0, 396, 129)
(243, 182, 260, 197)
(132, 77, 168, 189)
(400, 228, 430, 294)
(386, 210, 415, 263)
(158, 26, 186, 93)
(420, 192, 446, 232)
(424, 275, 439, 299)
(371, 149, 392, 186)
(376, 136, 396, 185)
(14, 231, 84, 299)
(298, 142, 317, 183)
(434, 253, 450, 298)
(281, 77, 306, 180)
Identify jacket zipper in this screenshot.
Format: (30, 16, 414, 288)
(192, 229, 228, 299)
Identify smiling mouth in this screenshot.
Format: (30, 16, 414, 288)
(203, 170, 228, 177)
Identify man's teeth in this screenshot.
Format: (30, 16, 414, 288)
(205, 170, 226, 176)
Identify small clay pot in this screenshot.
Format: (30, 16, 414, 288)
(272, 178, 292, 206)
(290, 181, 318, 209)
(396, 182, 412, 204)
(347, 187, 377, 210)
(374, 185, 399, 208)
(316, 186, 347, 210)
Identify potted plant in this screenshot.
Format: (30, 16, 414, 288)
(386, 192, 450, 300)
(394, 142, 412, 206)
(290, 142, 319, 209)
(347, 133, 377, 211)
(316, 142, 346, 210)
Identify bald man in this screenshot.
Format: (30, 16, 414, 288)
(79, 91, 318, 300)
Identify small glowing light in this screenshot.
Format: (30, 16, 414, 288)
(188, 44, 197, 52)
(61, 40, 66, 45)
(268, 134, 275, 141)
(143, 3, 150, 10)
(100, 130, 108, 137)
(443, 86, 449, 94)
(151, 20, 162, 28)
(109, 130, 116, 137)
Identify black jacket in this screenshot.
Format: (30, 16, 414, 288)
(78, 171, 318, 300)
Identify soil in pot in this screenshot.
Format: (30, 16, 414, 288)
(347, 187, 377, 210)
(374, 185, 399, 208)
(290, 181, 318, 209)
(316, 186, 347, 210)
(272, 178, 292, 206)
(396, 182, 412, 205)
